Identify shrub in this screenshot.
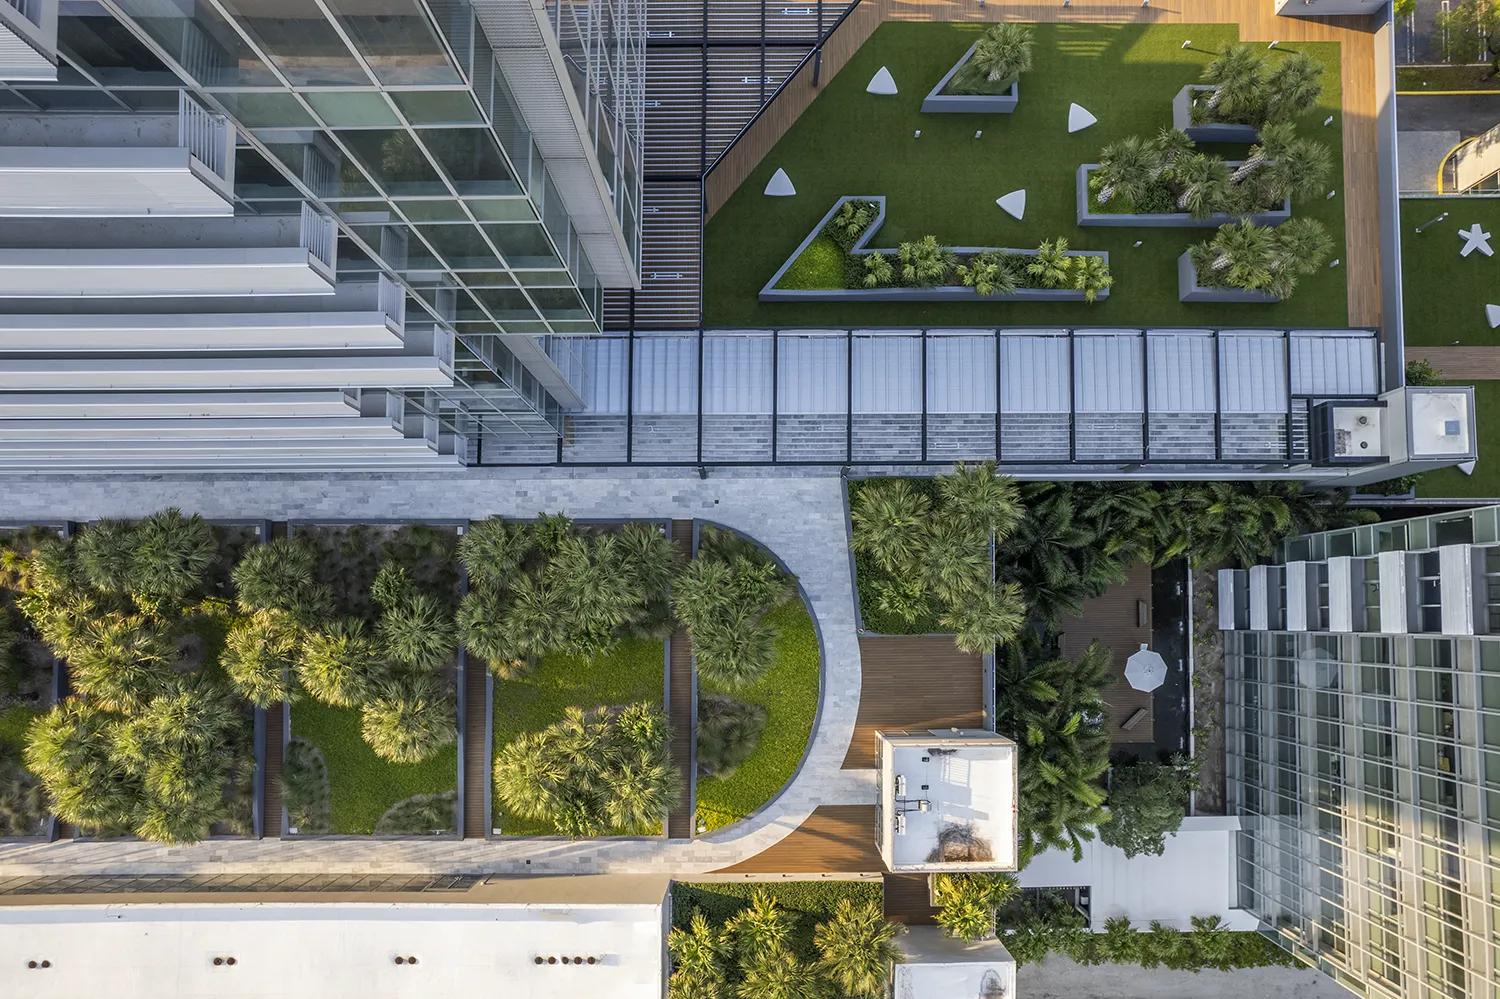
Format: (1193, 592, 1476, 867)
(127, 508, 215, 605)
(927, 821, 996, 863)
(375, 790, 456, 835)
(861, 252, 893, 288)
(297, 618, 384, 708)
(0, 757, 47, 837)
(282, 737, 331, 834)
(359, 672, 456, 764)
(826, 201, 876, 251)
(493, 702, 680, 837)
(697, 695, 767, 779)
(1101, 756, 1200, 858)
(933, 872, 1020, 941)
(222, 609, 299, 708)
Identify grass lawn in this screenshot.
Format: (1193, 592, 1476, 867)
(1416, 379, 1500, 499)
(291, 698, 457, 835)
(491, 636, 665, 836)
(1402, 197, 1500, 347)
(1397, 64, 1500, 92)
(705, 22, 1346, 328)
(672, 880, 882, 957)
(695, 597, 819, 832)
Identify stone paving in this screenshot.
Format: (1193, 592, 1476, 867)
(0, 468, 872, 875)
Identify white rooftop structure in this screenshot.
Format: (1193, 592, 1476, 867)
(894, 926, 1016, 999)
(877, 729, 1018, 872)
(0, 876, 669, 999)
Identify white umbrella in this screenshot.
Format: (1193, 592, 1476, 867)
(1125, 643, 1167, 693)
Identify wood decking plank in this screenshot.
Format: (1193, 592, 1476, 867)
(844, 636, 985, 769)
(713, 805, 885, 873)
(667, 520, 697, 840)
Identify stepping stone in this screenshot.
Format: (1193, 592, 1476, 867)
(764, 168, 795, 197)
(1067, 103, 1098, 133)
(1460, 460, 1477, 477)
(1488, 304, 1500, 328)
(996, 189, 1027, 220)
(866, 66, 897, 95)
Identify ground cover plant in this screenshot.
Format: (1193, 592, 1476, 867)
(687, 526, 819, 832)
(2, 512, 256, 843)
(471, 515, 680, 836)
(706, 21, 1347, 327)
(669, 883, 899, 999)
(999, 890, 1299, 970)
(281, 523, 461, 835)
(946, 22, 1034, 94)
(0, 528, 58, 837)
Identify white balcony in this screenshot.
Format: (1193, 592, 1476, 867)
(0, 0, 57, 82)
(0, 278, 406, 351)
(0, 355, 454, 391)
(0, 206, 338, 297)
(0, 416, 410, 440)
(0, 390, 360, 419)
(0, 437, 457, 467)
(0, 92, 236, 216)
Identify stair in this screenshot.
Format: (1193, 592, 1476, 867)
(667, 520, 696, 840)
(461, 652, 490, 839)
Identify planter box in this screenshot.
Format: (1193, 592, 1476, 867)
(760, 195, 1108, 303)
(1075, 164, 1292, 228)
(1177, 250, 1281, 303)
(1173, 84, 1261, 143)
(921, 41, 1019, 114)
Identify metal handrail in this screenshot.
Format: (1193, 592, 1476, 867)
(377, 275, 406, 330)
(433, 326, 456, 372)
(177, 90, 231, 180)
(3, 0, 40, 26)
(298, 203, 337, 270)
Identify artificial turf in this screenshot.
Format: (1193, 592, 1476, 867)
(291, 698, 458, 836)
(694, 597, 820, 833)
(1397, 65, 1500, 92)
(1416, 379, 1500, 499)
(1401, 197, 1500, 347)
(490, 636, 666, 836)
(705, 22, 1347, 328)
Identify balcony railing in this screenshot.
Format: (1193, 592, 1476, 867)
(177, 90, 231, 181)
(433, 326, 455, 373)
(298, 203, 336, 270)
(3, 0, 41, 27)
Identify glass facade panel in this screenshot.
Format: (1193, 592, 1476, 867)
(305, 90, 401, 126)
(323, 0, 463, 85)
(336, 129, 447, 195)
(421, 129, 518, 195)
(217, 0, 369, 86)
(392, 90, 485, 124)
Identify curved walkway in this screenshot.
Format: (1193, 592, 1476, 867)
(0, 468, 872, 875)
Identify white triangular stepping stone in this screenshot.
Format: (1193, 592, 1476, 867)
(764, 168, 795, 197)
(867, 66, 897, 95)
(996, 189, 1027, 220)
(1460, 460, 1477, 476)
(1067, 103, 1098, 133)
(1488, 304, 1500, 328)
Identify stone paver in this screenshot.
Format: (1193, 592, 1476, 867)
(0, 468, 872, 875)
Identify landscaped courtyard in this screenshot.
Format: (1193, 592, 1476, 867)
(705, 21, 1348, 328)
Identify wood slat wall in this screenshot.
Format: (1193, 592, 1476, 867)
(1058, 561, 1155, 744)
(844, 636, 986, 769)
(667, 520, 697, 840)
(702, 0, 1384, 327)
(713, 805, 886, 873)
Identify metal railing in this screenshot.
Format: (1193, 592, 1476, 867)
(377, 275, 406, 331)
(433, 325, 455, 372)
(298, 203, 337, 270)
(2, 0, 41, 26)
(177, 90, 231, 181)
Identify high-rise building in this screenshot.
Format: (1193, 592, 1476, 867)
(0, 0, 642, 467)
(1220, 505, 1500, 999)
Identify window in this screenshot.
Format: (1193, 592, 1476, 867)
(324, 0, 463, 85)
(421, 129, 518, 195)
(486, 223, 562, 268)
(306, 91, 400, 127)
(336, 129, 447, 195)
(217, 0, 368, 86)
(393, 90, 484, 125)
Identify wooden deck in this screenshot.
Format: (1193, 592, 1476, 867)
(703, 0, 1385, 327)
(1058, 561, 1156, 744)
(667, 520, 696, 840)
(843, 635, 986, 769)
(1406, 347, 1500, 379)
(460, 655, 489, 839)
(261, 703, 283, 839)
(883, 872, 939, 924)
(714, 805, 885, 874)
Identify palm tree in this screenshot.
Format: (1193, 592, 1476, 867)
(997, 489, 1097, 623)
(850, 479, 932, 575)
(222, 608, 299, 708)
(669, 912, 729, 982)
(725, 891, 794, 960)
(458, 517, 533, 592)
(127, 508, 215, 604)
(922, 520, 991, 606)
(691, 603, 774, 690)
(1230, 120, 1296, 183)
(1152, 127, 1196, 179)
(1263, 51, 1324, 123)
(956, 251, 1019, 297)
(733, 948, 821, 999)
(24, 700, 136, 831)
(862, 252, 893, 288)
(1201, 219, 1278, 292)
(965, 22, 1034, 87)
(936, 461, 1023, 541)
(232, 537, 328, 623)
(1094, 135, 1160, 207)
(607, 745, 682, 832)
(74, 520, 136, 594)
(1026, 238, 1072, 288)
(65, 612, 173, 713)
(1069, 254, 1113, 303)
(897, 235, 955, 287)
(933, 873, 1020, 940)
(696, 695, 767, 778)
(1171, 153, 1232, 217)
(1201, 43, 1265, 122)
(814, 899, 902, 999)
(1179, 482, 1297, 567)
(941, 580, 1026, 654)
(297, 617, 384, 707)
(360, 672, 456, 763)
(378, 591, 455, 671)
(1257, 136, 1331, 204)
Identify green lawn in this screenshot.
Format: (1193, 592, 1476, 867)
(291, 698, 458, 835)
(1397, 65, 1500, 92)
(1402, 198, 1500, 347)
(706, 22, 1346, 328)
(491, 636, 665, 836)
(695, 597, 820, 832)
(1416, 380, 1499, 499)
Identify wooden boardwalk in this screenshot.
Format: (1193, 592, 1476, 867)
(1406, 347, 1500, 379)
(1058, 562, 1155, 745)
(667, 520, 697, 840)
(460, 654, 489, 839)
(714, 805, 885, 874)
(843, 636, 986, 769)
(703, 0, 1385, 327)
(883, 872, 939, 924)
(262, 703, 283, 839)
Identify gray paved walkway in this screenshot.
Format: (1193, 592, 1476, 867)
(0, 468, 873, 875)
(1018, 955, 1355, 999)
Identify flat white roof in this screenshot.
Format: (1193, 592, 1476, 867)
(0, 899, 666, 999)
(879, 730, 1018, 871)
(894, 926, 1016, 999)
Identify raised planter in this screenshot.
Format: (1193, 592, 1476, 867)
(1173, 84, 1261, 143)
(921, 42, 1018, 114)
(1177, 250, 1281, 303)
(1075, 164, 1291, 228)
(761, 195, 1109, 303)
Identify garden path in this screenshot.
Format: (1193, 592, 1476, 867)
(0, 468, 874, 875)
